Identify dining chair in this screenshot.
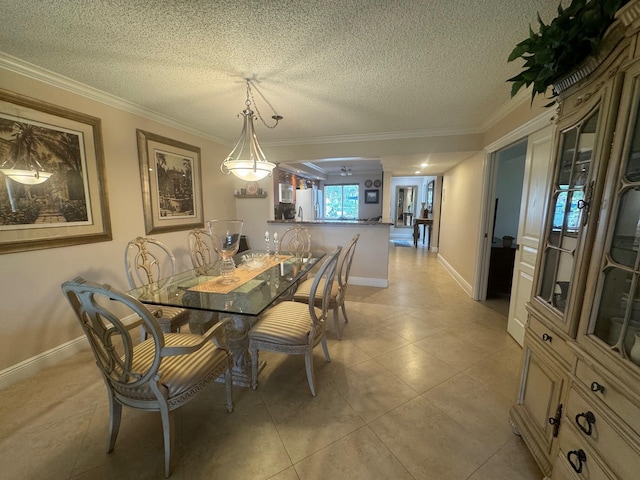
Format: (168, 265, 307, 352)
(188, 228, 217, 272)
(248, 246, 342, 396)
(277, 225, 312, 260)
(61, 277, 233, 478)
(186, 229, 220, 334)
(124, 236, 191, 335)
(293, 234, 359, 340)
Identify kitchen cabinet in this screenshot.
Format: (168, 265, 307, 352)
(511, 3, 640, 479)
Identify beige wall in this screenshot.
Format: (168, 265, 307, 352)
(0, 68, 235, 371)
(438, 151, 485, 287)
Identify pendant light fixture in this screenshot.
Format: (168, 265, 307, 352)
(220, 79, 282, 181)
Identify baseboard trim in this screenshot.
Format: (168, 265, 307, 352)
(0, 336, 88, 390)
(437, 254, 473, 297)
(350, 276, 389, 288)
(0, 313, 140, 391)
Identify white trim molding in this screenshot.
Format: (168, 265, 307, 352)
(437, 254, 473, 297)
(0, 336, 88, 390)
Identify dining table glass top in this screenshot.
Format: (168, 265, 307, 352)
(126, 250, 325, 317)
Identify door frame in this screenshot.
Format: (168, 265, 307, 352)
(474, 110, 556, 301)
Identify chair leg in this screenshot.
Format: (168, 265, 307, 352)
(250, 346, 259, 390)
(159, 404, 175, 478)
(321, 336, 331, 362)
(333, 306, 342, 340)
(106, 391, 122, 453)
(304, 350, 317, 396)
(341, 302, 349, 323)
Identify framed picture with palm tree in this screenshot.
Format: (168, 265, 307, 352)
(0, 88, 111, 254)
(136, 129, 203, 234)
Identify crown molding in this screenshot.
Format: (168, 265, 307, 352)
(481, 87, 534, 132)
(263, 126, 484, 147)
(0, 52, 228, 145)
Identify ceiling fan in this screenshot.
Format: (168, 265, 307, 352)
(340, 166, 352, 176)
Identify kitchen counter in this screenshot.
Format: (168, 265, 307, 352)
(268, 219, 392, 226)
(266, 220, 390, 287)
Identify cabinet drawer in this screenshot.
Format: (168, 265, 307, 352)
(575, 360, 640, 437)
(565, 386, 640, 480)
(529, 316, 575, 366)
(556, 426, 613, 480)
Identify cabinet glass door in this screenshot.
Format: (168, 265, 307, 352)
(590, 84, 640, 368)
(537, 111, 598, 329)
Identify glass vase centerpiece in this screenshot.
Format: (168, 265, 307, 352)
(207, 220, 244, 284)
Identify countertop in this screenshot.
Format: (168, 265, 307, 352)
(267, 219, 392, 226)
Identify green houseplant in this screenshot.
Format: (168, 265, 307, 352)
(508, 0, 629, 104)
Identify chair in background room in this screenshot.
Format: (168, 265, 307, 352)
(293, 234, 359, 340)
(248, 246, 342, 396)
(61, 277, 233, 478)
(124, 236, 191, 335)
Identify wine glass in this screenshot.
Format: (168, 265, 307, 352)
(207, 220, 244, 284)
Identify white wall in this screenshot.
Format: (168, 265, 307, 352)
(494, 144, 526, 241)
(0, 68, 235, 372)
(438, 152, 485, 293)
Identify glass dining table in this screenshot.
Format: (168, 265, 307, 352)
(127, 250, 325, 387)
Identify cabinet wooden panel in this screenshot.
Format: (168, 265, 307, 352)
(565, 386, 640, 480)
(555, 425, 615, 480)
(574, 360, 640, 438)
(529, 316, 575, 367)
(511, 331, 568, 475)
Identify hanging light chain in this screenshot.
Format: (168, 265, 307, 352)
(246, 79, 282, 129)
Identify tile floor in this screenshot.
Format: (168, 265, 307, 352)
(0, 244, 542, 480)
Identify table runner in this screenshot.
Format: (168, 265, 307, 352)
(189, 255, 292, 294)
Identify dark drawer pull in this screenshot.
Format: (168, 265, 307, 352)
(575, 411, 596, 436)
(590, 381, 605, 394)
(542, 333, 552, 342)
(567, 449, 587, 474)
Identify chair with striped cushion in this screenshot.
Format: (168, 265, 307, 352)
(248, 246, 342, 396)
(61, 277, 233, 478)
(188, 228, 217, 270)
(293, 234, 359, 340)
(277, 225, 311, 260)
(125, 236, 191, 335)
(187, 229, 219, 334)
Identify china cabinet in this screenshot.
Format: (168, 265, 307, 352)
(510, 2, 640, 479)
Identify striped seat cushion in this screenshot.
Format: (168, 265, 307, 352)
(148, 306, 191, 332)
(249, 301, 323, 345)
(114, 333, 227, 401)
(292, 277, 339, 301)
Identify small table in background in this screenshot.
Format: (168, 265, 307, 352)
(413, 218, 433, 248)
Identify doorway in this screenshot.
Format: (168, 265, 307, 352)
(485, 141, 526, 299)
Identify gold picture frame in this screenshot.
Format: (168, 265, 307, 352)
(0, 89, 111, 254)
(136, 129, 203, 234)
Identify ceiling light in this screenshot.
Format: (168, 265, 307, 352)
(340, 166, 352, 176)
(220, 79, 282, 181)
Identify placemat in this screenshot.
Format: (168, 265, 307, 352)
(189, 255, 291, 294)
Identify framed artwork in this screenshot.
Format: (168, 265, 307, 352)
(136, 129, 203, 234)
(0, 89, 111, 254)
(364, 189, 379, 204)
(426, 180, 434, 213)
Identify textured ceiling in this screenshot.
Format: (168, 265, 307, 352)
(0, 0, 561, 175)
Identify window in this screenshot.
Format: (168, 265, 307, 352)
(324, 184, 359, 219)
